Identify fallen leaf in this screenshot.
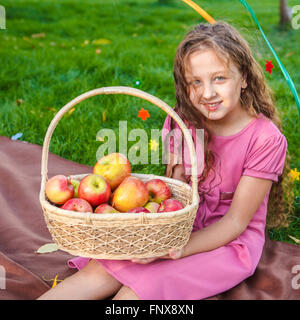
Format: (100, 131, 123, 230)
(31, 32, 46, 39)
(96, 135, 105, 142)
(288, 235, 300, 244)
(52, 274, 58, 288)
(150, 139, 159, 152)
(138, 108, 150, 121)
(68, 108, 75, 115)
(102, 110, 106, 122)
(285, 51, 294, 57)
(95, 48, 101, 54)
(36, 243, 59, 254)
(42, 274, 63, 287)
(47, 106, 57, 113)
(92, 38, 111, 45)
(288, 168, 300, 182)
(23, 36, 32, 42)
(265, 60, 274, 74)
(15, 98, 24, 106)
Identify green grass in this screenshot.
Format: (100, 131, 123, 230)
(0, 0, 299, 244)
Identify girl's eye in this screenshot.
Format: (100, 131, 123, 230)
(192, 80, 201, 85)
(215, 76, 226, 81)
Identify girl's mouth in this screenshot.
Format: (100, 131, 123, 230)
(203, 101, 222, 112)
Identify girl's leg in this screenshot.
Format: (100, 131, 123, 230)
(112, 285, 140, 300)
(37, 259, 122, 300)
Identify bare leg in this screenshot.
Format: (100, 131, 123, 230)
(112, 285, 140, 300)
(37, 259, 122, 300)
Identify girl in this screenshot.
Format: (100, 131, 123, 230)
(38, 21, 290, 300)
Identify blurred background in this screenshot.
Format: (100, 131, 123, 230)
(0, 0, 299, 243)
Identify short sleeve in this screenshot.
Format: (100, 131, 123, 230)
(243, 133, 287, 182)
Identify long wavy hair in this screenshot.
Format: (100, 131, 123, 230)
(170, 21, 294, 229)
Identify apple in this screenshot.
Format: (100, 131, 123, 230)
(45, 175, 74, 205)
(144, 201, 160, 213)
(93, 153, 131, 190)
(128, 207, 150, 213)
(94, 203, 120, 214)
(70, 179, 80, 198)
(111, 176, 149, 212)
(61, 198, 93, 212)
(158, 198, 184, 212)
(145, 179, 171, 203)
(78, 174, 111, 207)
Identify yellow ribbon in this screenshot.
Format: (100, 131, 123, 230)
(182, 0, 216, 24)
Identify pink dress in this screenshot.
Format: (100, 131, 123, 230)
(68, 113, 287, 300)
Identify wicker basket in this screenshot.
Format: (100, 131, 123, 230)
(39, 86, 200, 259)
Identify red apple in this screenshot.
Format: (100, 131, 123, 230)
(158, 198, 184, 212)
(111, 176, 149, 212)
(128, 207, 150, 213)
(94, 203, 120, 214)
(93, 153, 131, 190)
(45, 175, 74, 205)
(61, 198, 93, 212)
(145, 179, 171, 204)
(78, 174, 111, 207)
(144, 201, 160, 213)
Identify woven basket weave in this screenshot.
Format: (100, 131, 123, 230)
(39, 86, 200, 259)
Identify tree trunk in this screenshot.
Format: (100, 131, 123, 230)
(280, 0, 292, 25)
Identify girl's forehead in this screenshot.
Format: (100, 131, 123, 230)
(185, 49, 238, 77)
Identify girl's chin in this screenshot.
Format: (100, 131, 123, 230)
(201, 107, 223, 119)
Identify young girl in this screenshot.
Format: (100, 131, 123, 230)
(38, 21, 289, 300)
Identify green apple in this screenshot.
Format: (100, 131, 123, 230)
(70, 179, 80, 198)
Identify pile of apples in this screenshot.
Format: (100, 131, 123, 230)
(45, 153, 184, 214)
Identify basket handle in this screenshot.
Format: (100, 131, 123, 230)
(40, 86, 200, 206)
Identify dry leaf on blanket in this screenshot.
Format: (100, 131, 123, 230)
(36, 243, 59, 254)
(288, 235, 300, 244)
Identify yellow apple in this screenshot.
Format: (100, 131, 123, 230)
(93, 153, 131, 190)
(111, 176, 149, 212)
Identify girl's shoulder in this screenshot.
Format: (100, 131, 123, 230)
(254, 113, 284, 137)
(242, 113, 288, 182)
(249, 113, 287, 146)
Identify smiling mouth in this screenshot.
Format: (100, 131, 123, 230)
(202, 101, 222, 111)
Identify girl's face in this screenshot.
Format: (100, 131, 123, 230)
(185, 48, 247, 123)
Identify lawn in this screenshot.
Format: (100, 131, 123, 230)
(0, 0, 299, 244)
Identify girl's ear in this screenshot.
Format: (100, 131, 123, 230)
(241, 72, 248, 89)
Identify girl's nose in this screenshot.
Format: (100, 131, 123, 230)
(202, 83, 216, 100)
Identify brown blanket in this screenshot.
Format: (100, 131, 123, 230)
(0, 135, 299, 300)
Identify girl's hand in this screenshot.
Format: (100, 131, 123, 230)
(130, 247, 184, 264)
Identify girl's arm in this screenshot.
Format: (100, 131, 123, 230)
(181, 175, 273, 257)
(164, 152, 187, 183)
(132, 165, 272, 264)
